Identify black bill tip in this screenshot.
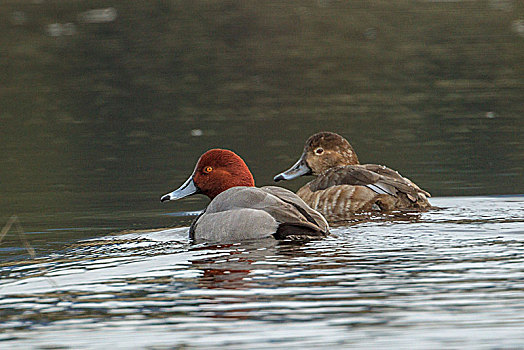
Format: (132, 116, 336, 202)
(273, 174, 285, 182)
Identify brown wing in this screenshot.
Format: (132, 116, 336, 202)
(309, 165, 430, 202)
(362, 164, 431, 198)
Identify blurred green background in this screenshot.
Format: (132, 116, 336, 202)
(0, 0, 523, 248)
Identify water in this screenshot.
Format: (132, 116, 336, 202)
(1, 196, 523, 348)
(1, 0, 524, 348)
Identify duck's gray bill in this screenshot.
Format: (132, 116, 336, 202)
(161, 176, 200, 202)
(273, 155, 311, 182)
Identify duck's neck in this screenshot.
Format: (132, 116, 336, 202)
(341, 145, 359, 165)
(228, 169, 255, 189)
(207, 167, 255, 199)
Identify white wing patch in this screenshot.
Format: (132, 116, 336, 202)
(366, 183, 395, 196)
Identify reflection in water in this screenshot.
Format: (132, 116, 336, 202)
(1, 197, 523, 348)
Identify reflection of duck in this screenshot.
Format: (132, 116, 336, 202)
(189, 240, 315, 291)
(274, 132, 432, 223)
(190, 243, 263, 292)
(161, 149, 329, 243)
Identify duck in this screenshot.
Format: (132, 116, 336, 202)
(273, 132, 432, 223)
(160, 149, 329, 243)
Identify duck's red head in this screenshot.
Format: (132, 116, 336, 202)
(192, 149, 255, 198)
(161, 149, 255, 202)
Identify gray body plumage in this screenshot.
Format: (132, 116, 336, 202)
(189, 186, 329, 243)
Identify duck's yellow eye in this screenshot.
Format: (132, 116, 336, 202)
(203, 166, 213, 174)
(315, 148, 324, 155)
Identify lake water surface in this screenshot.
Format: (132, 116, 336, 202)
(1, 196, 523, 349)
(1, 1, 523, 348)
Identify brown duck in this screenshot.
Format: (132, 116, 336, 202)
(274, 132, 432, 222)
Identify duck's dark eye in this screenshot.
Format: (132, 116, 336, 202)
(314, 148, 324, 155)
(203, 166, 213, 174)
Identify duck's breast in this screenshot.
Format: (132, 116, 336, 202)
(191, 208, 278, 243)
(190, 187, 283, 243)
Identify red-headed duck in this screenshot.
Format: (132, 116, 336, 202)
(274, 132, 432, 223)
(161, 149, 329, 243)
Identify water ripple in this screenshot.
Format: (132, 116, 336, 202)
(1, 196, 523, 348)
